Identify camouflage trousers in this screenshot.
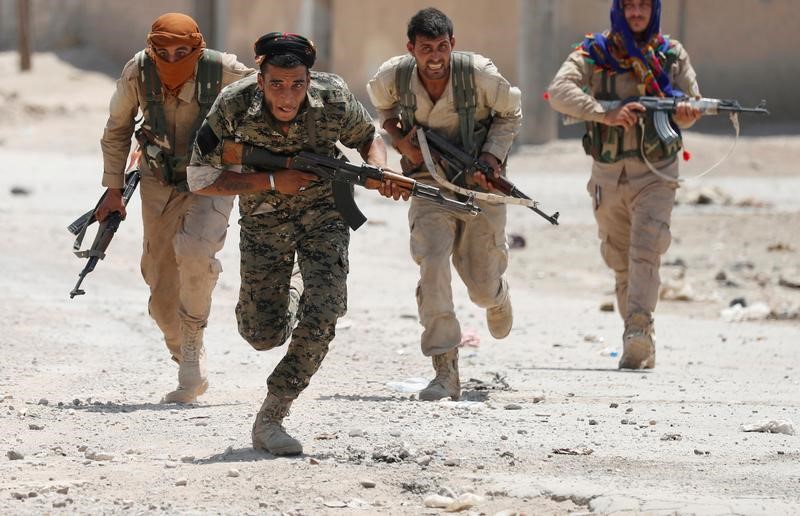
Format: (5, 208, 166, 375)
(588, 157, 678, 321)
(139, 174, 234, 359)
(236, 194, 349, 400)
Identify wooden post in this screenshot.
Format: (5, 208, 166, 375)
(518, 0, 558, 144)
(17, 0, 31, 71)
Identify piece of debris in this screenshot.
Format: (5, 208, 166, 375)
(778, 277, 800, 290)
(424, 494, 454, 508)
(552, 447, 593, 455)
(10, 186, 31, 196)
(729, 297, 747, 308)
(583, 334, 603, 343)
(693, 449, 710, 456)
(459, 328, 481, 348)
(175, 479, 188, 486)
(7, 450, 24, 460)
(599, 301, 615, 312)
(741, 420, 795, 435)
(508, 234, 526, 249)
(504, 403, 522, 410)
(385, 377, 429, 393)
(767, 243, 794, 252)
(227, 468, 240, 478)
(660, 433, 682, 441)
(445, 493, 485, 512)
(360, 479, 376, 488)
(721, 302, 771, 322)
(315, 433, 337, 440)
(659, 278, 696, 301)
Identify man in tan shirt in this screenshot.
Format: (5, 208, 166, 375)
(368, 7, 522, 401)
(95, 13, 253, 402)
(548, 0, 701, 369)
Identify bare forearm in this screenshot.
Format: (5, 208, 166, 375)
(195, 170, 270, 196)
(359, 135, 387, 168)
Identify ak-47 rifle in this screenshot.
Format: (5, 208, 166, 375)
(67, 149, 141, 298)
(221, 140, 481, 230)
(561, 96, 769, 145)
(416, 128, 560, 226)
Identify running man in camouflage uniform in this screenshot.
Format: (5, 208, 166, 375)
(96, 13, 253, 403)
(548, 0, 702, 369)
(187, 33, 388, 455)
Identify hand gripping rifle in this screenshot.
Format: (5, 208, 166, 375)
(221, 140, 481, 230)
(416, 128, 560, 225)
(561, 96, 769, 146)
(67, 150, 141, 298)
(561, 97, 769, 182)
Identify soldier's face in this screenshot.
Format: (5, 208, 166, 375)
(153, 44, 193, 63)
(407, 34, 455, 82)
(622, 0, 653, 35)
(258, 64, 310, 122)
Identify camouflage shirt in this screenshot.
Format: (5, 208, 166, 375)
(188, 72, 376, 216)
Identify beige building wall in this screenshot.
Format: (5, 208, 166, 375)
(2, 0, 797, 128)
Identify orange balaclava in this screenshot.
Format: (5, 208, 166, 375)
(145, 13, 206, 92)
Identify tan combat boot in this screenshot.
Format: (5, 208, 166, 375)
(162, 325, 208, 404)
(619, 312, 656, 370)
(252, 393, 303, 456)
(419, 347, 461, 401)
(486, 293, 513, 339)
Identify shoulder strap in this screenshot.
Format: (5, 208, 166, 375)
(136, 51, 168, 138)
(395, 55, 417, 133)
(451, 51, 477, 154)
(196, 49, 223, 110)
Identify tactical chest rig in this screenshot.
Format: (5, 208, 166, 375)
(136, 49, 222, 191)
(583, 48, 682, 164)
(395, 51, 490, 180)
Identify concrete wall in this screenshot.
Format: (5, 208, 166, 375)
(2, 0, 798, 130)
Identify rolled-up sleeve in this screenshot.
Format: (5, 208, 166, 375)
(479, 63, 523, 160)
(367, 58, 402, 125)
(548, 50, 607, 124)
(100, 58, 139, 188)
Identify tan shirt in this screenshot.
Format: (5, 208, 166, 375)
(548, 38, 700, 156)
(367, 53, 522, 162)
(100, 51, 254, 188)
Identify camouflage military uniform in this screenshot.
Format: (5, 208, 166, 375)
(187, 72, 376, 399)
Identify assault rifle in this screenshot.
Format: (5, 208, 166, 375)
(68, 150, 141, 298)
(562, 97, 769, 145)
(418, 128, 560, 226)
(221, 141, 481, 230)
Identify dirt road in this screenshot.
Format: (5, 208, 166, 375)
(1, 52, 798, 515)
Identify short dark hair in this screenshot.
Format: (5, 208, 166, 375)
(407, 7, 453, 43)
(259, 53, 307, 74)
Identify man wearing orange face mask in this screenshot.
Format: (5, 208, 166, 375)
(97, 13, 254, 403)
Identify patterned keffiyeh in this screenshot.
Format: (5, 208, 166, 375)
(579, 0, 681, 98)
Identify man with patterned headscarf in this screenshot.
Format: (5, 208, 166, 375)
(96, 13, 254, 403)
(548, 0, 702, 369)
(187, 32, 391, 455)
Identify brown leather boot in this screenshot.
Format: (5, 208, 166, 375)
(486, 293, 513, 339)
(162, 325, 208, 403)
(619, 312, 656, 370)
(419, 347, 461, 401)
(252, 393, 303, 456)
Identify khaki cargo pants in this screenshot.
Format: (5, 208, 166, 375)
(409, 195, 509, 357)
(139, 174, 234, 359)
(588, 157, 678, 321)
